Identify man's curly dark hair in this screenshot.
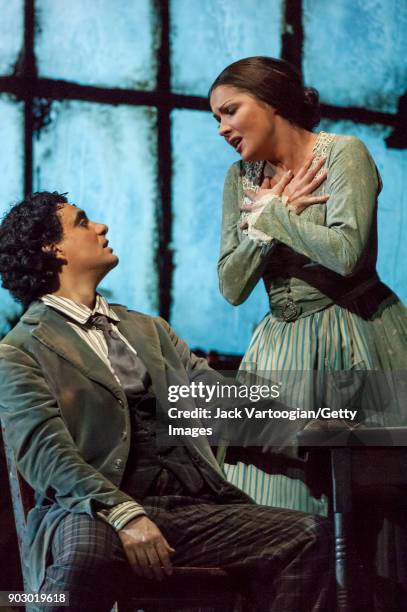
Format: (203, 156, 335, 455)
(0, 191, 68, 307)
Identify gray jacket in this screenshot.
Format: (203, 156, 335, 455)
(0, 301, 244, 590)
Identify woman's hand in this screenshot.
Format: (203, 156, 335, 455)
(242, 156, 329, 216)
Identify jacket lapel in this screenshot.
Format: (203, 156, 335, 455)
(113, 307, 166, 394)
(23, 302, 125, 402)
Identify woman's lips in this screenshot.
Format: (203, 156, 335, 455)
(236, 140, 243, 154)
(229, 136, 243, 152)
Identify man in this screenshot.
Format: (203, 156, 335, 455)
(0, 192, 332, 611)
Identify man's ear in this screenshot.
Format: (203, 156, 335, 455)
(42, 244, 64, 258)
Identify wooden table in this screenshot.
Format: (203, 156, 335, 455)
(298, 426, 407, 612)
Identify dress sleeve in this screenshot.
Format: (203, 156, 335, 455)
(251, 137, 381, 277)
(217, 163, 275, 305)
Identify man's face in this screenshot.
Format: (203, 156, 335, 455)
(54, 203, 119, 278)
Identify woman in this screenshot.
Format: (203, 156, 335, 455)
(209, 57, 407, 514)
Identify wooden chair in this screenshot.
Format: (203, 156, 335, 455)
(1, 422, 35, 593)
(1, 421, 245, 611)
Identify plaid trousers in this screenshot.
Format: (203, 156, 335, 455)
(33, 494, 333, 612)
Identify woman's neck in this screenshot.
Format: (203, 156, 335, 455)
(266, 123, 319, 175)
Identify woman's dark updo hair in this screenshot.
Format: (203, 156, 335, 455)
(209, 56, 320, 131)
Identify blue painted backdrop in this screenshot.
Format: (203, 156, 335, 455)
(0, 0, 406, 354)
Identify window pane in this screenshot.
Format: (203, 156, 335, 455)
(0, 0, 24, 75)
(171, 109, 269, 353)
(319, 119, 407, 301)
(35, 0, 158, 90)
(33, 101, 158, 314)
(170, 0, 283, 96)
(0, 95, 24, 334)
(303, 0, 407, 112)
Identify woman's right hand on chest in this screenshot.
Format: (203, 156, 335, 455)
(242, 156, 329, 217)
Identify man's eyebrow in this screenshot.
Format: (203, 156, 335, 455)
(73, 210, 88, 226)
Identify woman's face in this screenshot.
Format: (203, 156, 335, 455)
(210, 85, 277, 161)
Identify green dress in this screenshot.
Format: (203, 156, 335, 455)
(218, 131, 407, 513)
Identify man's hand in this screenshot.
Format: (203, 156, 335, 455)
(118, 515, 175, 581)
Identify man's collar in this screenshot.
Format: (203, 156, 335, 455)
(40, 293, 120, 325)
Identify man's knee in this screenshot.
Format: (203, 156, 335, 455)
(50, 514, 126, 575)
(39, 516, 128, 612)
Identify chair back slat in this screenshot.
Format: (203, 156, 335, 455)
(1, 421, 34, 590)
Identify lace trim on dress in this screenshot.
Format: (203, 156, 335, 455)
(240, 161, 267, 241)
(311, 131, 336, 174)
(242, 160, 264, 187)
(239, 132, 336, 242)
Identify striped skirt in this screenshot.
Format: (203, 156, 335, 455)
(223, 299, 407, 513)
